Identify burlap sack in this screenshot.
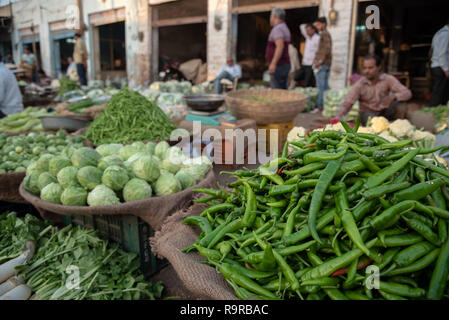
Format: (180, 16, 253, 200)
(19, 169, 216, 231)
(150, 204, 237, 300)
(0, 172, 27, 203)
(179, 59, 202, 82)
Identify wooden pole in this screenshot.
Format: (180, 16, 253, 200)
(75, 0, 85, 31)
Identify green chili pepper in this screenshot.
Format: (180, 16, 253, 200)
(374, 234, 423, 247)
(391, 179, 444, 203)
(283, 162, 326, 176)
(364, 149, 420, 189)
(268, 184, 296, 196)
(393, 241, 435, 267)
(344, 291, 370, 300)
(303, 145, 348, 165)
(200, 203, 235, 217)
(284, 209, 335, 245)
(377, 248, 400, 270)
(301, 238, 377, 281)
(207, 218, 243, 249)
(413, 157, 449, 180)
(379, 281, 425, 298)
(427, 235, 449, 299)
(370, 200, 415, 231)
(216, 262, 279, 299)
(362, 181, 411, 200)
(386, 249, 440, 277)
(378, 290, 407, 300)
(403, 217, 441, 246)
(183, 216, 213, 235)
(259, 167, 285, 185)
(309, 158, 344, 243)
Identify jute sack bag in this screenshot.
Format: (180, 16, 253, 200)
(150, 204, 237, 300)
(0, 172, 27, 203)
(19, 169, 216, 231)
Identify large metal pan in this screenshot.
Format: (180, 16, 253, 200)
(184, 94, 225, 112)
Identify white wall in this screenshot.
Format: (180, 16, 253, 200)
(207, 0, 232, 81)
(319, 0, 354, 89)
(11, 0, 75, 76)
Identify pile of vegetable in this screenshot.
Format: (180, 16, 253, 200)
(85, 89, 177, 145)
(288, 117, 438, 152)
(322, 88, 359, 121)
(184, 120, 449, 300)
(149, 80, 192, 94)
(0, 131, 83, 173)
(294, 87, 319, 112)
(67, 98, 96, 114)
(0, 212, 164, 300)
(24, 140, 213, 206)
(57, 78, 81, 97)
(0, 107, 54, 133)
(421, 105, 449, 133)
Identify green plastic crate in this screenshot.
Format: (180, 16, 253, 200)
(61, 214, 167, 277)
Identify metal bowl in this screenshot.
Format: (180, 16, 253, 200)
(184, 94, 225, 112)
(40, 116, 89, 132)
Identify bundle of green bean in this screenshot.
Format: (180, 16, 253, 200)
(183, 119, 449, 300)
(85, 88, 176, 145)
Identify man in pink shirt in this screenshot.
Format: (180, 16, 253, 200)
(265, 7, 291, 89)
(336, 55, 412, 125)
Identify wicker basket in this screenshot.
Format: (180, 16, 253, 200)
(225, 89, 307, 125)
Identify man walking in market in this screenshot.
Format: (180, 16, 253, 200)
(294, 23, 320, 87)
(429, 18, 449, 106)
(335, 55, 412, 125)
(266, 7, 291, 90)
(313, 17, 332, 111)
(73, 31, 88, 86)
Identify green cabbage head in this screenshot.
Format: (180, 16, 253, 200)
(57, 166, 80, 189)
(36, 154, 53, 172)
(40, 183, 63, 204)
(77, 166, 103, 190)
(145, 142, 156, 155)
(98, 155, 124, 171)
(87, 185, 120, 206)
(61, 186, 88, 206)
(102, 165, 129, 191)
(123, 178, 152, 202)
(96, 143, 123, 157)
(154, 141, 170, 159)
(38, 172, 57, 191)
(154, 171, 181, 196)
(49, 156, 72, 177)
(132, 155, 160, 183)
(175, 169, 197, 189)
(71, 147, 101, 168)
(119, 145, 140, 161)
(24, 173, 40, 195)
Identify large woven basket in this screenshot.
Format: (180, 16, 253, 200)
(225, 89, 307, 125)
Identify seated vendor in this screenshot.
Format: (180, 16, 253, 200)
(213, 57, 242, 94)
(37, 69, 52, 86)
(336, 55, 412, 125)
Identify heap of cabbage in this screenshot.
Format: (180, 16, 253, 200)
(294, 87, 319, 112)
(287, 116, 436, 148)
(0, 131, 84, 173)
(23, 141, 213, 206)
(322, 88, 359, 121)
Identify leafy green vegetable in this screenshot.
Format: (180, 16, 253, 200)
(154, 171, 181, 196)
(38, 172, 57, 191)
(87, 185, 120, 206)
(123, 178, 152, 202)
(48, 156, 72, 177)
(71, 147, 101, 168)
(98, 155, 124, 171)
(101, 165, 129, 191)
(40, 182, 63, 204)
(77, 166, 103, 190)
(60, 186, 88, 206)
(96, 144, 123, 157)
(24, 173, 41, 195)
(57, 166, 80, 189)
(132, 155, 160, 183)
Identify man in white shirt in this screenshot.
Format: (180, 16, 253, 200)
(213, 57, 242, 94)
(429, 18, 449, 106)
(294, 23, 320, 87)
(0, 54, 24, 118)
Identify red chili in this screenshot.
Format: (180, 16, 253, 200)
(330, 257, 373, 277)
(276, 169, 284, 175)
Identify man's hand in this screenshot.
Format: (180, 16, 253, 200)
(445, 70, 449, 78)
(380, 95, 396, 109)
(268, 63, 276, 75)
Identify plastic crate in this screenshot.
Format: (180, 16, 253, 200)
(61, 214, 167, 277)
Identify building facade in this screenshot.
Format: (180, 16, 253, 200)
(3, 0, 356, 89)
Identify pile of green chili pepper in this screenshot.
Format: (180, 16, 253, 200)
(85, 88, 177, 144)
(183, 119, 449, 300)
